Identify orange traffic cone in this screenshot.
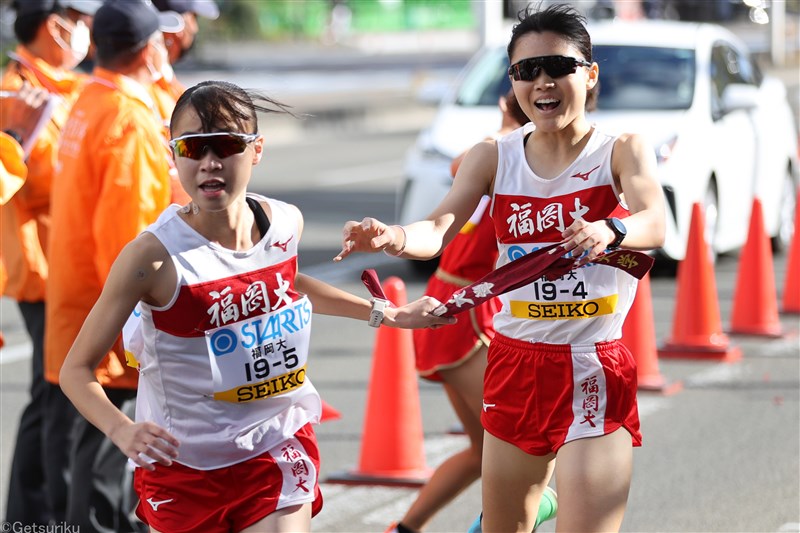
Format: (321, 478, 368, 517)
(659, 203, 741, 362)
(320, 400, 342, 422)
(782, 188, 800, 314)
(622, 274, 682, 394)
(730, 198, 783, 336)
(327, 277, 431, 486)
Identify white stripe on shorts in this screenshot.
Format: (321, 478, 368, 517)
(271, 434, 318, 511)
(565, 346, 607, 442)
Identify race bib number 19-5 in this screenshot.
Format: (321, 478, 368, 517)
(204, 296, 312, 403)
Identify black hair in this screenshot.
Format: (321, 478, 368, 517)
(507, 3, 592, 64)
(507, 3, 597, 112)
(94, 40, 149, 69)
(13, 5, 65, 44)
(170, 81, 295, 135)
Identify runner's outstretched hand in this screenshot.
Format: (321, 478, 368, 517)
(384, 296, 456, 329)
(334, 217, 403, 262)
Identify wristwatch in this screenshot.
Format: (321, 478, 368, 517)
(368, 298, 389, 328)
(604, 217, 627, 250)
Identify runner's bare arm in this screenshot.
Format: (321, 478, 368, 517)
(611, 133, 666, 249)
(560, 133, 665, 264)
(335, 140, 497, 261)
(295, 273, 455, 329)
(59, 234, 180, 470)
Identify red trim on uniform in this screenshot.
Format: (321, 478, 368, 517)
(152, 258, 299, 337)
(493, 185, 623, 244)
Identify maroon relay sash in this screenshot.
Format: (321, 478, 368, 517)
(361, 244, 653, 318)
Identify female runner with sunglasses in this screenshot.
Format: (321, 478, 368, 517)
(336, 4, 666, 532)
(59, 80, 454, 533)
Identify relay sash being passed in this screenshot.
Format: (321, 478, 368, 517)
(361, 244, 653, 318)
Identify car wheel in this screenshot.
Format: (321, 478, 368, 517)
(771, 169, 797, 253)
(703, 181, 719, 263)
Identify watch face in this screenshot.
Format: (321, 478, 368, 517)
(606, 218, 626, 249)
(610, 218, 626, 236)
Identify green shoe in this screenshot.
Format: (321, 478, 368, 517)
(465, 486, 557, 533)
(533, 486, 558, 530)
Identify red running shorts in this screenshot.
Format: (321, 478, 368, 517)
(134, 423, 322, 532)
(481, 333, 642, 455)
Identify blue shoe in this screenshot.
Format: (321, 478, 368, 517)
(467, 512, 482, 533)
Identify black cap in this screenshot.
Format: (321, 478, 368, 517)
(13, 0, 102, 17)
(92, 0, 184, 48)
(152, 0, 219, 20)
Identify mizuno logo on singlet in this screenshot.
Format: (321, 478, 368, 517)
(482, 401, 496, 412)
(271, 236, 294, 252)
(571, 164, 600, 181)
(147, 497, 174, 511)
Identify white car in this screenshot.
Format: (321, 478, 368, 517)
(397, 20, 798, 263)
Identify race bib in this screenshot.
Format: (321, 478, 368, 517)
(205, 296, 313, 403)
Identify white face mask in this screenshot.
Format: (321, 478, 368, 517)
(146, 39, 172, 83)
(53, 18, 89, 69)
(154, 39, 174, 82)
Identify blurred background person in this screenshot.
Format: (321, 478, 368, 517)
(152, 0, 219, 98)
(44, 0, 182, 530)
(151, 0, 219, 205)
(0, 0, 100, 524)
(0, 83, 50, 350)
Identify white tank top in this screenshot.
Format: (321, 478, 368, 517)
(134, 193, 320, 470)
(490, 124, 638, 345)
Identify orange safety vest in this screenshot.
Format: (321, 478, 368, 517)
(45, 68, 172, 388)
(0, 47, 86, 302)
(0, 133, 27, 303)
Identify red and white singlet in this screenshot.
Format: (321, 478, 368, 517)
(490, 124, 637, 344)
(133, 193, 321, 470)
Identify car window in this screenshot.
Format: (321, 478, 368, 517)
(711, 42, 760, 89)
(455, 46, 512, 107)
(593, 45, 695, 110)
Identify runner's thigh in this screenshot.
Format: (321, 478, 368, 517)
(481, 431, 554, 533)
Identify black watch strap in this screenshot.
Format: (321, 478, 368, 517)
(605, 217, 627, 249)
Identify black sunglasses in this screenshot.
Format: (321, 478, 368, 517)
(508, 55, 592, 82)
(169, 132, 260, 160)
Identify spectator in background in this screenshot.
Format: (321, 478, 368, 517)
(44, 1, 183, 530)
(151, 0, 219, 205)
(0, 0, 100, 524)
(0, 83, 50, 350)
(152, 0, 219, 97)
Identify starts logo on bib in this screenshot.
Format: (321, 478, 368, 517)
(205, 297, 313, 403)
